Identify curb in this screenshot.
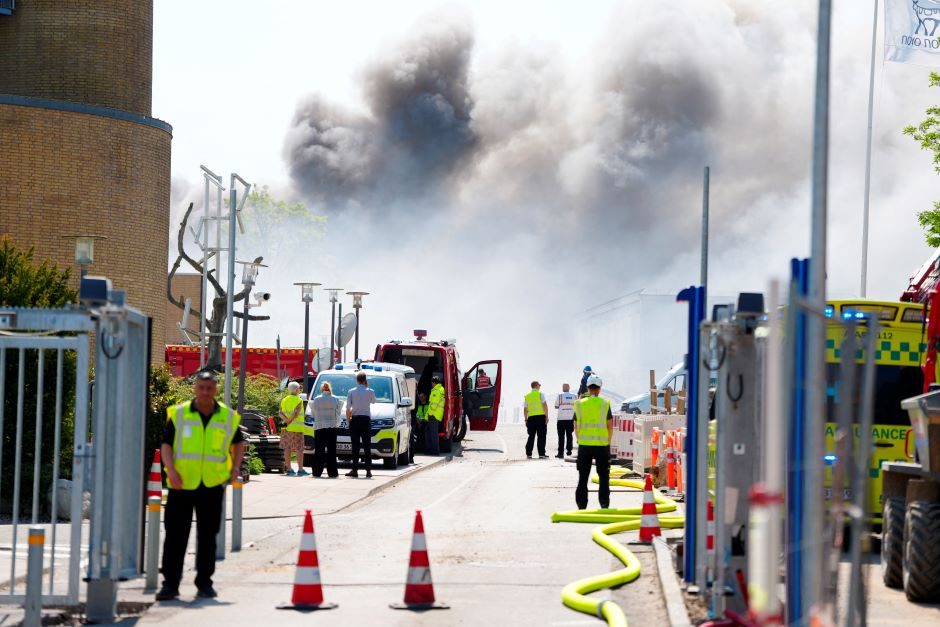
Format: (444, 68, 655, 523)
(653, 536, 693, 627)
(330, 452, 452, 515)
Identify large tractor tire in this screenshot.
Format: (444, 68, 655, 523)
(881, 497, 905, 589)
(902, 500, 940, 602)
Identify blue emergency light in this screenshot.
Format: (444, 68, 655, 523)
(823, 454, 837, 465)
(824, 305, 834, 318)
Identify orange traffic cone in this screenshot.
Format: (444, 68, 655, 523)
(147, 449, 162, 500)
(390, 510, 449, 610)
(277, 510, 337, 611)
(638, 474, 662, 543)
(666, 431, 676, 491)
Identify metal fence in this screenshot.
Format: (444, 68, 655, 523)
(0, 335, 90, 604)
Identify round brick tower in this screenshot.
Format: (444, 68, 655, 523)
(0, 0, 171, 362)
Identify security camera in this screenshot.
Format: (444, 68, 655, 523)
(254, 291, 271, 303)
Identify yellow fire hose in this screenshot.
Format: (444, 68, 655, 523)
(551, 470, 686, 627)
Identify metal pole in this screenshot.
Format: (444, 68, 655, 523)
(201, 173, 210, 368)
(276, 335, 282, 382)
(354, 307, 360, 362)
(145, 497, 160, 590)
(338, 303, 343, 363)
(329, 301, 336, 368)
(224, 178, 238, 407)
(303, 301, 310, 395)
(25, 527, 43, 627)
(237, 290, 250, 415)
(216, 486, 227, 561)
(805, 0, 832, 619)
(860, 0, 879, 298)
(231, 478, 243, 552)
(701, 166, 710, 288)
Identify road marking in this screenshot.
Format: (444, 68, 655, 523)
(423, 469, 484, 511)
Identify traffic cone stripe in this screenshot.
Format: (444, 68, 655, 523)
(298, 549, 319, 568)
(409, 551, 430, 568)
(411, 533, 426, 551)
(407, 566, 431, 584)
(300, 534, 317, 551)
(293, 567, 322, 585)
(638, 473, 662, 542)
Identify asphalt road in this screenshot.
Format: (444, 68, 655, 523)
(137, 424, 650, 626)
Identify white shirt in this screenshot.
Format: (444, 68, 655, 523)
(555, 392, 577, 421)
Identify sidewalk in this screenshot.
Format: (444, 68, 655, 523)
(0, 453, 448, 624)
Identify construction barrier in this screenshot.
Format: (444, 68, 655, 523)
(610, 412, 635, 464)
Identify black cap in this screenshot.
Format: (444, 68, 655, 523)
(195, 369, 216, 381)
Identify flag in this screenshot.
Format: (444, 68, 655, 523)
(886, 0, 940, 65)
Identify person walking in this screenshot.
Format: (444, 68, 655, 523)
(574, 374, 613, 510)
(426, 376, 445, 455)
(345, 372, 376, 478)
(524, 381, 549, 459)
(156, 370, 245, 601)
(555, 383, 577, 458)
(279, 381, 308, 476)
(577, 365, 593, 398)
(309, 381, 343, 478)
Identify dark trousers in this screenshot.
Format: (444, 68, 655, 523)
(312, 428, 338, 477)
(350, 415, 372, 473)
(526, 416, 547, 456)
(161, 484, 224, 590)
(425, 418, 440, 455)
(576, 445, 610, 509)
(557, 420, 574, 456)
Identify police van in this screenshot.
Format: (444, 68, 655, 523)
(304, 363, 416, 469)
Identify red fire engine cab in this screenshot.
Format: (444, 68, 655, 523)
(375, 330, 502, 452)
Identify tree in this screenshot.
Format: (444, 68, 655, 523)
(0, 236, 78, 515)
(904, 72, 940, 247)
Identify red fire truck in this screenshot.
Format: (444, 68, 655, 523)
(374, 330, 502, 453)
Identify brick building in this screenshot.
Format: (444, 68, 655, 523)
(0, 0, 171, 362)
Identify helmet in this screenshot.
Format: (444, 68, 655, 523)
(587, 374, 603, 388)
(583, 365, 592, 373)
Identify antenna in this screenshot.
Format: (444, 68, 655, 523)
(335, 312, 358, 348)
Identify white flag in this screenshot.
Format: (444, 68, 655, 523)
(886, 0, 940, 65)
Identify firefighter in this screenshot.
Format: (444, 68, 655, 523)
(524, 381, 549, 459)
(426, 376, 445, 455)
(279, 381, 308, 476)
(157, 370, 246, 601)
(574, 374, 613, 510)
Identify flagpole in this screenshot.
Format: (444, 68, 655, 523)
(861, 0, 880, 297)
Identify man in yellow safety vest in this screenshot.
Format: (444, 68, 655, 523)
(157, 370, 246, 601)
(426, 377, 445, 455)
(573, 374, 613, 509)
(279, 381, 308, 476)
(524, 381, 549, 459)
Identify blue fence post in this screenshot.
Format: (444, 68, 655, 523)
(677, 285, 706, 584)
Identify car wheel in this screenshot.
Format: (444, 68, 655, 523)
(383, 454, 398, 469)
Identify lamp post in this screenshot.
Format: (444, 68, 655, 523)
(62, 234, 108, 279)
(294, 282, 321, 396)
(235, 260, 267, 415)
(346, 291, 369, 362)
(325, 288, 343, 368)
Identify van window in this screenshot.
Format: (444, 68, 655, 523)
(825, 364, 922, 426)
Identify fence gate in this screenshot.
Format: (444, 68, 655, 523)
(0, 334, 91, 604)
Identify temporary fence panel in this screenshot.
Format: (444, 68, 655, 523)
(631, 414, 687, 470)
(610, 412, 635, 463)
(0, 334, 91, 604)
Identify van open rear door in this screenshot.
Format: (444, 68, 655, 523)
(462, 360, 502, 431)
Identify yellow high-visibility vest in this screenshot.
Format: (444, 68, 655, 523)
(417, 404, 430, 422)
(428, 384, 446, 420)
(574, 396, 610, 446)
(168, 402, 240, 490)
(525, 389, 545, 416)
(281, 394, 309, 435)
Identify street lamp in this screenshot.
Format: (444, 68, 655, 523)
(294, 282, 321, 396)
(62, 234, 108, 278)
(346, 291, 369, 362)
(235, 260, 267, 414)
(324, 288, 343, 368)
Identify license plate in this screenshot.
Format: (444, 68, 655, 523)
(337, 442, 351, 452)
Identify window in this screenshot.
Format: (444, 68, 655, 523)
(825, 364, 923, 426)
(0, 1, 14, 17)
(314, 374, 394, 403)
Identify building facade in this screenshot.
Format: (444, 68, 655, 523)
(0, 0, 171, 362)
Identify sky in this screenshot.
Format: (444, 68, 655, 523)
(153, 0, 940, 404)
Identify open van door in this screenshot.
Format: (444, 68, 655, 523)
(462, 360, 502, 431)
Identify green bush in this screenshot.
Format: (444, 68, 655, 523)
(246, 445, 265, 475)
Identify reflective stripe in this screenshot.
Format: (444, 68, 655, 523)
(300, 534, 317, 552)
(294, 567, 321, 585)
(411, 534, 427, 551)
(525, 389, 544, 416)
(407, 566, 432, 585)
(574, 397, 610, 446)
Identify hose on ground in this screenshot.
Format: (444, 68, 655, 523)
(552, 472, 685, 627)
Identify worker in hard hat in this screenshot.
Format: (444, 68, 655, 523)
(573, 374, 613, 509)
(279, 381, 308, 476)
(426, 376, 445, 455)
(577, 365, 593, 398)
(524, 381, 549, 459)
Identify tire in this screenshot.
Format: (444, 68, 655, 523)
(902, 500, 940, 602)
(383, 454, 398, 470)
(882, 497, 904, 589)
(453, 415, 468, 443)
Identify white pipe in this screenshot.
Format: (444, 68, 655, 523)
(860, 0, 879, 298)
